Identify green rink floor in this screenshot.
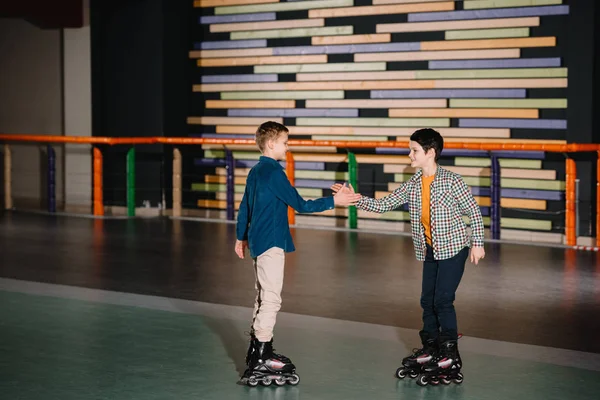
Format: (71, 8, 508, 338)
(1, 278, 599, 400)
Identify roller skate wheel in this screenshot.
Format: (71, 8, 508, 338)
(395, 367, 407, 379)
(275, 377, 286, 386)
(409, 370, 419, 379)
(429, 376, 440, 385)
(441, 377, 451, 385)
(453, 373, 464, 384)
(247, 377, 259, 387)
(416, 375, 429, 387)
(288, 374, 300, 386)
(261, 377, 272, 386)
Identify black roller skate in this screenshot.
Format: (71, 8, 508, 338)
(416, 339, 463, 386)
(240, 336, 300, 387)
(395, 335, 438, 380)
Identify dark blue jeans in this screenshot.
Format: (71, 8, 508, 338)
(420, 244, 469, 342)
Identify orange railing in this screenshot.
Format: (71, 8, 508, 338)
(1, 134, 599, 249)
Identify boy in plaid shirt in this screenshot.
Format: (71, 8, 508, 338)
(333, 128, 484, 384)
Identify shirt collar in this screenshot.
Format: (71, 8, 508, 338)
(259, 155, 283, 169)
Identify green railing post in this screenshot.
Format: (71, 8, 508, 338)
(127, 147, 136, 217)
(348, 151, 358, 229)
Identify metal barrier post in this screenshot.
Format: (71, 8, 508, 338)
(93, 147, 104, 216)
(225, 149, 235, 221)
(286, 151, 295, 225)
(47, 145, 56, 213)
(127, 147, 136, 217)
(173, 148, 182, 217)
(348, 151, 358, 229)
(565, 158, 577, 246)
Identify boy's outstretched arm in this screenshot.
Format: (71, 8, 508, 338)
(235, 190, 250, 259)
(453, 177, 485, 264)
(271, 170, 361, 212)
(331, 181, 410, 214)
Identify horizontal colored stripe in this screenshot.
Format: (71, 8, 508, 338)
(273, 42, 420, 55)
(221, 91, 344, 99)
(355, 49, 520, 62)
(295, 170, 348, 180)
(455, 158, 542, 168)
(196, 39, 266, 50)
(195, 0, 279, 8)
(464, 0, 563, 10)
(198, 55, 327, 67)
(192, 183, 321, 197)
(295, 179, 338, 189)
(188, 117, 282, 125)
(308, 1, 455, 18)
(417, 68, 567, 79)
(209, 159, 325, 170)
(374, 0, 455, 3)
(408, 5, 570, 22)
(459, 118, 567, 129)
(227, 108, 359, 117)
(297, 71, 416, 81)
(201, 74, 278, 83)
(311, 135, 389, 141)
(377, 148, 545, 158)
(210, 18, 323, 33)
(216, 125, 509, 138)
(215, 0, 353, 15)
(446, 27, 530, 40)
(383, 165, 556, 180)
(429, 57, 560, 69)
(190, 48, 273, 58)
(377, 16, 539, 33)
(449, 99, 567, 108)
(305, 99, 446, 108)
(371, 89, 526, 98)
(499, 217, 552, 231)
(389, 108, 538, 118)
(312, 34, 391, 45)
(198, 134, 253, 139)
(393, 174, 564, 190)
(254, 62, 386, 73)
(196, 78, 565, 92)
(420, 37, 556, 51)
(296, 117, 449, 127)
(199, 13, 275, 25)
(231, 26, 353, 40)
(206, 100, 295, 108)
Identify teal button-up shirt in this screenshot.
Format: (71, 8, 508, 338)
(236, 156, 335, 258)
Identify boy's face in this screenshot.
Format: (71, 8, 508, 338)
(408, 140, 435, 169)
(268, 132, 289, 160)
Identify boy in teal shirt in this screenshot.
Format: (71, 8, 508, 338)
(235, 121, 361, 386)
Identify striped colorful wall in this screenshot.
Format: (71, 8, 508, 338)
(189, 0, 570, 240)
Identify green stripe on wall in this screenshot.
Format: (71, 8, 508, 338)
(446, 28, 530, 40)
(449, 99, 567, 108)
(416, 68, 567, 79)
(297, 117, 450, 127)
(222, 91, 345, 99)
(255, 63, 386, 74)
(215, 0, 353, 15)
(455, 157, 542, 169)
(463, 0, 562, 10)
(231, 26, 353, 40)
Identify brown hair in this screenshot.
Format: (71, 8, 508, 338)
(255, 121, 288, 152)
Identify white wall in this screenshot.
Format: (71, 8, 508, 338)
(0, 18, 64, 209)
(0, 3, 92, 212)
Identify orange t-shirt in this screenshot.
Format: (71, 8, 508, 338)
(421, 174, 435, 245)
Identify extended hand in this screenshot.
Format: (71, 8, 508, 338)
(470, 246, 485, 265)
(333, 183, 361, 207)
(330, 182, 356, 195)
(235, 239, 248, 259)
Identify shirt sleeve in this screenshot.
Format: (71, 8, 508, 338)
(355, 180, 411, 213)
(453, 177, 485, 247)
(270, 169, 334, 213)
(236, 188, 250, 241)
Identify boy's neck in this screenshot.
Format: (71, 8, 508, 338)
(421, 163, 437, 178)
(261, 152, 278, 161)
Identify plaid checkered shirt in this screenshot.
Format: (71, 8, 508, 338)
(356, 167, 485, 261)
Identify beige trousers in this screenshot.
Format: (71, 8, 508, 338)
(251, 247, 285, 342)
